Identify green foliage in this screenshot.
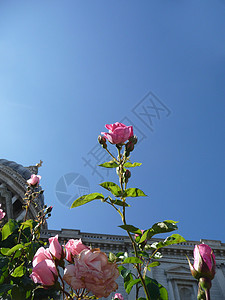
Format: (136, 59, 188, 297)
(139, 220, 178, 243)
(99, 161, 119, 168)
(123, 257, 143, 264)
(123, 162, 142, 167)
(109, 199, 130, 207)
(119, 224, 142, 234)
(144, 276, 168, 300)
(124, 188, 147, 197)
(1, 219, 18, 241)
(99, 182, 122, 197)
(70, 193, 104, 208)
(150, 234, 186, 250)
(0, 218, 44, 300)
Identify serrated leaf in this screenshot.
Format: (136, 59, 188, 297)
(125, 188, 147, 197)
(139, 220, 178, 243)
(123, 257, 143, 264)
(120, 268, 131, 279)
(119, 224, 142, 234)
(20, 220, 33, 231)
(11, 265, 26, 277)
(1, 219, 18, 240)
(110, 199, 130, 207)
(153, 234, 186, 250)
(99, 182, 122, 197)
(126, 278, 141, 294)
(99, 161, 119, 168)
(70, 193, 104, 208)
(149, 261, 160, 268)
(145, 276, 168, 300)
(1, 244, 24, 256)
(124, 162, 142, 168)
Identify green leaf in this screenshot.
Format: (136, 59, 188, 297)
(99, 182, 122, 197)
(153, 234, 186, 250)
(0, 284, 14, 294)
(19, 220, 33, 231)
(119, 224, 142, 234)
(125, 188, 147, 197)
(1, 244, 24, 256)
(99, 161, 119, 168)
(11, 265, 26, 278)
(148, 261, 160, 268)
(110, 199, 130, 207)
(139, 220, 178, 243)
(124, 162, 142, 168)
(120, 267, 131, 279)
(123, 257, 143, 264)
(144, 276, 168, 300)
(126, 278, 141, 294)
(108, 252, 116, 262)
(1, 219, 18, 241)
(138, 298, 146, 300)
(70, 193, 104, 208)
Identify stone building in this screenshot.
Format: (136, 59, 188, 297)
(0, 159, 225, 300)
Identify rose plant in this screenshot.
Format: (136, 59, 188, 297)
(187, 244, 216, 300)
(71, 122, 187, 300)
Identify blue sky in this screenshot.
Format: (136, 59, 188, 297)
(0, 1, 225, 242)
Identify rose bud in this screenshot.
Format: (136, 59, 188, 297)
(129, 135, 138, 145)
(49, 235, 63, 260)
(98, 135, 107, 149)
(187, 244, 216, 280)
(123, 169, 131, 183)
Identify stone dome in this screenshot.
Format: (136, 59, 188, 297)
(0, 159, 44, 210)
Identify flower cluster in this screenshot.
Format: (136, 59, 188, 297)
(27, 174, 41, 185)
(0, 204, 5, 220)
(31, 235, 119, 298)
(30, 235, 63, 286)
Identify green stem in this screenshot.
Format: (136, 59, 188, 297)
(205, 289, 211, 300)
(117, 147, 151, 300)
(105, 148, 119, 162)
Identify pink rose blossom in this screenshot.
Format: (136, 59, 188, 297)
(49, 235, 63, 260)
(63, 248, 119, 298)
(0, 204, 5, 220)
(114, 293, 124, 300)
(65, 238, 89, 263)
(33, 247, 52, 267)
(30, 259, 58, 286)
(101, 122, 133, 144)
(27, 174, 41, 185)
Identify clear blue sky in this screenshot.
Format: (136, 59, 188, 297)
(0, 1, 224, 242)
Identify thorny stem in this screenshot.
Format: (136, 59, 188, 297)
(117, 148, 151, 300)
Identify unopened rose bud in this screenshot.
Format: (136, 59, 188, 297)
(98, 135, 107, 149)
(129, 135, 138, 145)
(46, 206, 53, 213)
(125, 141, 134, 153)
(123, 169, 131, 183)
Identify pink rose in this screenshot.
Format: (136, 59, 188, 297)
(30, 259, 58, 286)
(0, 204, 5, 220)
(63, 248, 119, 298)
(33, 247, 52, 267)
(114, 293, 124, 300)
(27, 174, 41, 185)
(101, 122, 133, 144)
(188, 244, 216, 280)
(49, 235, 63, 260)
(65, 239, 89, 263)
